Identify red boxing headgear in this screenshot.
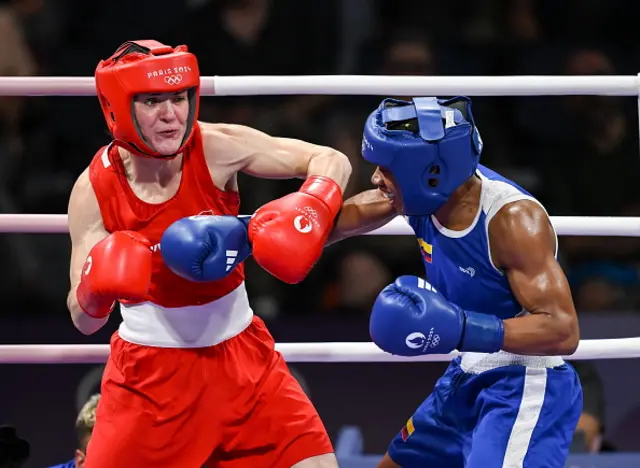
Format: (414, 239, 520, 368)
(95, 40, 200, 158)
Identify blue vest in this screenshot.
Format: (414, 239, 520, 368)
(407, 165, 556, 320)
(48, 461, 75, 468)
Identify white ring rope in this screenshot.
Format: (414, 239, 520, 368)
(0, 214, 639, 236)
(0, 75, 639, 96)
(1, 338, 639, 364)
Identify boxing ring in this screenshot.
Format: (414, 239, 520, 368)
(2, 75, 640, 467)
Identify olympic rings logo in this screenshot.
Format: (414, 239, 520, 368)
(300, 206, 318, 218)
(164, 74, 183, 85)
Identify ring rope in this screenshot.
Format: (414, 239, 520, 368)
(0, 338, 639, 364)
(0, 75, 638, 96)
(1, 214, 639, 236)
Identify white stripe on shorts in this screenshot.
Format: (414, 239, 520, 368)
(502, 367, 547, 468)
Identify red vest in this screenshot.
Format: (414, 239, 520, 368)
(89, 124, 245, 307)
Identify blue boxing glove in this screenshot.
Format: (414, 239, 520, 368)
(370, 275, 504, 356)
(160, 215, 252, 282)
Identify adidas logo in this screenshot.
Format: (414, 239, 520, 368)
(226, 250, 238, 272)
(417, 277, 437, 293)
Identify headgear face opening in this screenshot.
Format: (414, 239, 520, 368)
(361, 96, 483, 216)
(95, 40, 201, 158)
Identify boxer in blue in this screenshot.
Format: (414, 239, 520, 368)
(328, 96, 583, 467)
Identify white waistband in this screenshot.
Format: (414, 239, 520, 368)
(117, 282, 253, 348)
(460, 350, 564, 374)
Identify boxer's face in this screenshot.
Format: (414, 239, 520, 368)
(372, 166, 403, 212)
(134, 90, 189, 155)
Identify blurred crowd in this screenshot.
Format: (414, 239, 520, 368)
(1, 0, 640, 320)
(1, 0, 639, 464)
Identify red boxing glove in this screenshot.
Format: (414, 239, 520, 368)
(76, 231, 152, 318)
(248, 176, 342, 284)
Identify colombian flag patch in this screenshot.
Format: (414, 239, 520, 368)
(401, 416, 415, 442)
(418, 238, 432, 263)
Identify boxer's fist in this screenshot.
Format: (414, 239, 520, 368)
(370, 276, 464, 356)
(76, 231, 152, 318)
(161, 215, 251, 282)
(248, 176, 342, 284)
(370, 276, 504, 356)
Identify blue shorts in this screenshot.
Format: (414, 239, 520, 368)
(388, 354, 583, 468)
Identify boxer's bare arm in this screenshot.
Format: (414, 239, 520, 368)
(67, 169, 110, 335)
(326, 189, 398, 245)
(490, 200, 579, 355)
(200, 122, 352, 193)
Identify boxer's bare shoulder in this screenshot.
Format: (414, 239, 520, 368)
(68, 169, 105, 247)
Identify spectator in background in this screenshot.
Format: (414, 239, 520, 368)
(571, 362, 606, 453)
(378, 29, 436, 80)
(320, 251, 392, 316)
(503, 0, 542, 45)
(0, 425, 29, 468)
(0, 0, 53, 315)
(48, 394, 100, 468)
(328, 27, 438, 183)
(182, 0, 339, 140)
(510, 46, 640, 311)
(0, 1, 35, 146)
(554, 48, 640, 310)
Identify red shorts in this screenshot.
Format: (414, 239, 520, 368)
(84, 316, 332, 468)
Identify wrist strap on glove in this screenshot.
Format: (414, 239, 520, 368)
(458, 311, 504, 353)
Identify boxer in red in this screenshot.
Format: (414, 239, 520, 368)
(66, 40, 351, 467)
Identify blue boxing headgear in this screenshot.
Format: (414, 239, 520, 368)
(362, 96, 483, 216)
